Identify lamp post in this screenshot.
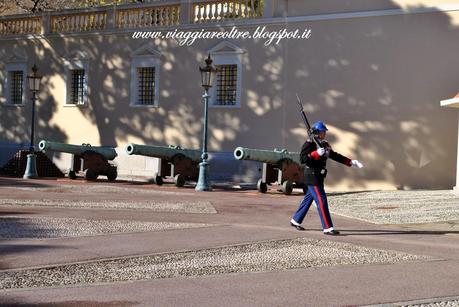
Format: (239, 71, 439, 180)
(195, 55, 218, 191)
(23, 64, 42, 179)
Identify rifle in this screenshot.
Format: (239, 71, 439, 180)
(296, 93, 323, 148)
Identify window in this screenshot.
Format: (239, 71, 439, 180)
(8, 71, 24, 105)
(208, 41, 245, 108)
(64, 55, 89, 106)
(130, 44, 161, 107)
(216, 64, 237, 105)
(2, 61, 27, 106)
(69, 69, 85, 105)
(137, 67, 156, 105)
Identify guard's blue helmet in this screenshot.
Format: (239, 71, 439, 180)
(312, 121, 328, 133)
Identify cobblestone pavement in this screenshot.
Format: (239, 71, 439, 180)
(328, 190, 459, 224)
(0, 237, 429, 290)
(12, 184, 196, 196)
(0, 177, 458, 306)
(402, 301, 459, 307)
(365, 296, 459, 307)
(0, 216, 213, 239)
(0, 199, 217, 214)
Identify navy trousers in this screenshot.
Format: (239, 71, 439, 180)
(292, 184, 334, 230)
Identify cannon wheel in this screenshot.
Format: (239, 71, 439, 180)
(68, 170, 77, 180)
(84, 168, 98, 180)
(282, 180, 293, 195)
(152, 173, 163, 186)
(174, 174, 186, 187)
(107, 169, 117, 182)
(257, 179, 268, 193)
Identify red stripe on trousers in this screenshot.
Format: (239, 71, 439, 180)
(314, 186, 330, 229)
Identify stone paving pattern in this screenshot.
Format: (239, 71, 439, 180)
(0, 216, 213, 239)
(0, 177, 458, 306)
(405, 301, 459, 307)
(328, 190, 459, 224)
(0, 198, 217, 214)
(367, 297, 459, 307)
(0, 237, 429, 289)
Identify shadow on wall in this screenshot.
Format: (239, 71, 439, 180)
(281, 2, 459, 190)
(0, 37, 68, 162)
(0, 1, 458, 189)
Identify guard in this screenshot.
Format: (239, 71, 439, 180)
(290, 121, 363, 235)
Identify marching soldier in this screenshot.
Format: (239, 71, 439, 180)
(290, 121, 363, 235)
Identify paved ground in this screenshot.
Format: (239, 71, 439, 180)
(0, 176, 458, 306)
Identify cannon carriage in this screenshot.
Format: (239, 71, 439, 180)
(125, 143, 200, 187)
(38, 140, 118, 181)
(234, 147, 305, 195)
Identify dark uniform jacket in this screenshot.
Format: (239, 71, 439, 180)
(300, 138, 352, 186)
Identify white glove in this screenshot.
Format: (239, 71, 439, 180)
(316, 147, 326, 156)
(351, 160, 363, 168)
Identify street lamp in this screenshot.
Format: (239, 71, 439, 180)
(195, 55, 218, 191)
(23, 64, 42, 179)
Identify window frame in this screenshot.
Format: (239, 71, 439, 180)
(208, 41, 245, 109)
(130, 56, 160, 108)
(214, 63, 239, 106)
(2, 62, 27, 107)
(64, 58, 89, 107)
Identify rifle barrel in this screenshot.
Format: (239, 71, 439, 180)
(296, 93, 323, 148)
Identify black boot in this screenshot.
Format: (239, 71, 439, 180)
(290, 222, 305, 231)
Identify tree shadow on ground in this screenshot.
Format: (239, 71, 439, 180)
(0, 208, 69, 270)
(327, 190, 380, 197)
(0, 301, 139, 307)
(0, 176, 54, 188)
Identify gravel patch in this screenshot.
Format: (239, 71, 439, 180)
(328, 190, 459, 224)
(10, 185, 195, 196)
(0, 237, 430, 290)
(364, 296, 459, 307)
(0, 199, 216, 214)
(0, 216, 213, 239)
(402, 301, 459, 307)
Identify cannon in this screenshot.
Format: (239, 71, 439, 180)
(126, 143, 201, 187)
(38, 140, 118, 181)
(234, 147, 304, 195)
